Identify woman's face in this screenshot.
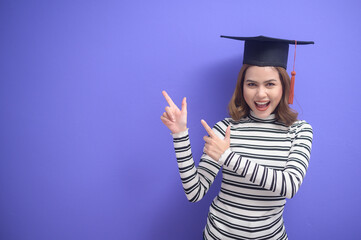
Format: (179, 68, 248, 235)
(243, 66, 283, 119)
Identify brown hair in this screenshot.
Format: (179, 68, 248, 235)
(228, 64, 298, 126)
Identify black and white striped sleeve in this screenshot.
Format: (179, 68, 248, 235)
(172, 121, 229, 202)
(219, 121, 313, 199)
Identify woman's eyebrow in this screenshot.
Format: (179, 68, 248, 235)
(245, 79, 278, 83)
(264, 79, 278, 83)
(245, 79, 256, 83)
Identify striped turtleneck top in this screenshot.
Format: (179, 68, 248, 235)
(172, 112, 313, 240)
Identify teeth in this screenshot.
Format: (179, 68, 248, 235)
(256, 102, 269, 106)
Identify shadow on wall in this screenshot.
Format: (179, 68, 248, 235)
(148, 55, 244, 239)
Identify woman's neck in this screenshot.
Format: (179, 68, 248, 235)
(249, 111, 276, 121)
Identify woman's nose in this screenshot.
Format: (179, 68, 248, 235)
(257, 86, 267, 98)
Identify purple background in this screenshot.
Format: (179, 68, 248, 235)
(1, 1, 361, 239)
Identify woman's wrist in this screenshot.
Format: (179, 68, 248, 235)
(171, 126, 187, 134)
(170, 128, 189, 138)
(218, 148, 232, 165)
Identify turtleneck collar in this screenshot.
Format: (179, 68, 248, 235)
(249, 111, 277, 122)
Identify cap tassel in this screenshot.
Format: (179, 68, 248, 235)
(288, 40, 297, 104)
(288, 71, 295, 104)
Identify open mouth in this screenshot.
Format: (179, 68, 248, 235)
(255, 101, 270, 111)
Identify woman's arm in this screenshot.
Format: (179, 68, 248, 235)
(172, 129, 222, 202)
(218, 122, 313, 199)
(161, 91, 223, 202)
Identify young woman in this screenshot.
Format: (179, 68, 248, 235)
(161, 36, 314, 240)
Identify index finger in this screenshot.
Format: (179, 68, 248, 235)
(201, 119, 216, 138)
(162, 90, 175, 107)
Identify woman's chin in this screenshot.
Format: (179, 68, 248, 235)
(252, 109, 272, 119)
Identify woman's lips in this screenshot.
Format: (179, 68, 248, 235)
(255, 101, 270, 111)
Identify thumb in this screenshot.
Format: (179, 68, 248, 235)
(224, 126, 231, 141)
(181, 97, 187, 113)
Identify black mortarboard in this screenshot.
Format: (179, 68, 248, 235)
(220, 35, 314, 69)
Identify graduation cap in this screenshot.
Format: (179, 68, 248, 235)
(220, 35, 314, 104)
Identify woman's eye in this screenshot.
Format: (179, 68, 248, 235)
(247, 83, 256, 87)
(266, 82, 275, 87)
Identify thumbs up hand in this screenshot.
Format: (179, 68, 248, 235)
(201, 119, 231, 162)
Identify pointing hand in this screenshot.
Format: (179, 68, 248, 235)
(201, 119, 230, 161)
(161, 91, 187, 134)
